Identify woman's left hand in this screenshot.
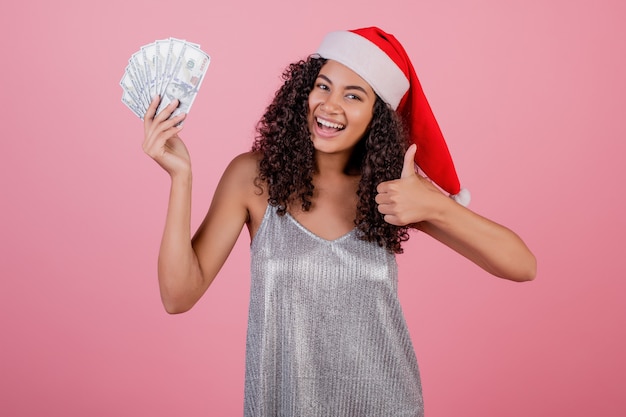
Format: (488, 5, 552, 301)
(377, 145, 536, 281)
(375, 144, 447, 226)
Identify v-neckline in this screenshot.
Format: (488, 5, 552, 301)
(285, 211, 355, 243)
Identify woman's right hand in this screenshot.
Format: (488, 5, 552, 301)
(142, 96, 190, 177)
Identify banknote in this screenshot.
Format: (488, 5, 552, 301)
(120, 38, 210, 121)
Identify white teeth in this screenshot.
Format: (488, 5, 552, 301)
(317, 117, 344, 130)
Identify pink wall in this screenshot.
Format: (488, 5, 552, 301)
(1, 0, 624, 416)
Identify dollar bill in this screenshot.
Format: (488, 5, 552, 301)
(120, 70, 146, 115)
(155, 43, 210, 119)
(120, 38, 210, 121)
(141, 43, 159, 99)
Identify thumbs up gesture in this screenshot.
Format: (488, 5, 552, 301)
(375, 144, 445, 226)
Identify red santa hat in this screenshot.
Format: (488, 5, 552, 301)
(316, 26, 470, 206)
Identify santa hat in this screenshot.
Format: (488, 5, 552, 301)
(316, 26, 470, 206)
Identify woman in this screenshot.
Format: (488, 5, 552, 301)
(143, 27, 536, 417)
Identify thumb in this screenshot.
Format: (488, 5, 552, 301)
(401, 144, 418, 179)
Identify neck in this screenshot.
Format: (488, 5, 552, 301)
(314, 150, 359, 177)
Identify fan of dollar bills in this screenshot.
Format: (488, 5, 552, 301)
(120, 38, 211, 120)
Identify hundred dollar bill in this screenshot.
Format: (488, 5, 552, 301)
(128, 53, 150, 109)
(159, 38, 187, 97)
(121, 90, 144, 118)
(141, 43, 159, 99)
(156, 43, 210, 120)
(120, 70, 146, 115)
(154, 39, 171, 96)
(121, 39, 210, 121)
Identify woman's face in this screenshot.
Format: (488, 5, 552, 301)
(307, 60, 376, 158)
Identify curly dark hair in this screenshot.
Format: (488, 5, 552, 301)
(252, 56, 411, 253)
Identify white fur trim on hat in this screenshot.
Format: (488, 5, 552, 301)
(451, 188, 471, 207)
(316, 31, 410, 109)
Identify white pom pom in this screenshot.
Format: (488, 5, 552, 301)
(451, 188, 471, 206)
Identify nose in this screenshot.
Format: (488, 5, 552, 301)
(320, 92, 342, 113)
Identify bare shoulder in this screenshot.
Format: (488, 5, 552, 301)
(220, 150, 257, 175)
(190, 151, 267, 288)
(217, 151, 268, 235)
(216, 151, 261, 191)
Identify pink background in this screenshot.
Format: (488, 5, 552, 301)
(1, 0, 625, 416)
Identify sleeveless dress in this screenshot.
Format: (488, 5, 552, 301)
(244, 205, 424, 417)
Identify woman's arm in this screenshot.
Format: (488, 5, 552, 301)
(376, 144, 536, 282)
(143, 97, 252, 313)
(414, 200, 536, 282)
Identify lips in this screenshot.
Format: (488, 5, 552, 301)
(316, 116, 345, 131)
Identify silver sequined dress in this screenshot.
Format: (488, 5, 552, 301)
(244, 205, 424, 416)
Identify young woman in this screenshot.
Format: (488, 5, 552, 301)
(143, 27, 536, 417)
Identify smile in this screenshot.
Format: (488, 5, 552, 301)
(316, 117, 345, 130)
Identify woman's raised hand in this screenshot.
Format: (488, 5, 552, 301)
(375, 144, 447, 226)
(142, 96, 190, 177)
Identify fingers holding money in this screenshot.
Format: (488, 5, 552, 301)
(121, 39, 209, 177)
(143, 96, 185, 138)
(143, 97, 190, 176)
(144, 95, 161, 121)
(144, 95, 184, 123)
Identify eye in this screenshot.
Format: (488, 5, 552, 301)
(346, 93, 362, 101)
(316, 83, 329, 91)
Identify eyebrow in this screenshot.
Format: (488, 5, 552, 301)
(317, 74, 370, 96)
